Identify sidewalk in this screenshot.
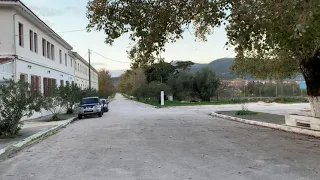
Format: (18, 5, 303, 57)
(0, 114, 75, 150)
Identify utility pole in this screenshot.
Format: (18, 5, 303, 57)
(88, 49, 91, 90)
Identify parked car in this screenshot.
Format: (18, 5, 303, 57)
(100, 98, 109, 112)
(77, 97, 104, 119)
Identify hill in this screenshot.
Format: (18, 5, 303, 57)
(189, 58, 242, 80)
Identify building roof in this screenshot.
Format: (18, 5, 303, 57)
(0, 0, 73, 50)
(72, 52, 99, 74)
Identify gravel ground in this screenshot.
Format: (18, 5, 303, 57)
(0, 94, 319, 180)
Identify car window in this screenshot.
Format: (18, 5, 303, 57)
(81, 98, 99, 104)
(101, 99, 106, 103)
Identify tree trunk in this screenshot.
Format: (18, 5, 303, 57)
(299, 55, 320, 118)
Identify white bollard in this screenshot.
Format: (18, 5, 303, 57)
(161, 91, 164, 106)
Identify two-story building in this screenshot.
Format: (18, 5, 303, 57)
(0, 0, 75, 90)
(0, 0, 99, 118)
(73, 52, 99, 90)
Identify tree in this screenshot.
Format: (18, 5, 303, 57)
(0, 80, 43, 137)
(98, 69, 116, 98)
(144, 61, 175, 83)
(86, 0, 320, 117)
(175, 61, 195, 72)
(193, 68, 220, 101)
(118, 68, 147, 96)
(167, 71, 195, 101)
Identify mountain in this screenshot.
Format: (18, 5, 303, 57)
(189, 58, 241, 80)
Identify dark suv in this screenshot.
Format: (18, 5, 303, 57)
(77, 97, 103, 119)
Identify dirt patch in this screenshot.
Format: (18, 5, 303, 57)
(216, 111, 285, 125)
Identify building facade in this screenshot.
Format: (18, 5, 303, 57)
(73, 52, 99, 90)
(0, 0, 99, 118)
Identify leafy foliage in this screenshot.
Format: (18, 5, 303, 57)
(167, 71, 195, 101)
(135, 81, 171, 100)
(86, 0, 228, 65)
(144, 61, 175, 83)
(175, 61, 195, 71)
(59, 84, 81, 114)
(42, 88, 67, 121)
(0, 80, 43, 137)
(119, 68, 147, 95)
(193, 68, 220, 101)
(98, 69, 117, 98)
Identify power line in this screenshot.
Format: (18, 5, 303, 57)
(90, 50, 131, 64)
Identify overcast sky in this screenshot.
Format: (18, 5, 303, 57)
(23, 0, 235, 72)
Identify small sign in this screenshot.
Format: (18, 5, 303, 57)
(299, 81, 307, 89)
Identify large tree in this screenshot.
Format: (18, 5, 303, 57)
(144, 61, 175, 83)
(87, 0, 320, 117)
(98, 69, 116, 97)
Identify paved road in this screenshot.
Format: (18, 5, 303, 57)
(0, 94, 319, 180)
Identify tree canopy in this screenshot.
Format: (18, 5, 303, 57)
(87, 0, 320, 118)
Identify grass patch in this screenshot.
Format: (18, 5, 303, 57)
(136, 99, 238, 107)
(235, 110, 259, 115)
(217, 111, 285, 124)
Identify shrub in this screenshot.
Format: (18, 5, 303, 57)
(0, 80, 43, 137)
(59, 84, 81, 114)
(42, 88, 67, 121)
(235, 110, 259, 115)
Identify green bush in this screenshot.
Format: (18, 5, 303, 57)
(135, 81, 171, 100)
(0, 80, 43, 137)
(235, 110, 258, 115)
(42, 88, 67, 121)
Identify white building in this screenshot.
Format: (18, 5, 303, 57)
(73, 52, 99, 90)
(0, 0, 99, 118)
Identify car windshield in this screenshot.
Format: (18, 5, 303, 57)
(81, 98, 99, 104)
(101, 99, 106, 103)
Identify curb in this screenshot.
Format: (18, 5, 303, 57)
(210, 112, 320, 138)
(0, 117, 77, 161)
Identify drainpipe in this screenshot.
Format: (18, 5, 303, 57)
(13, 13, 18, 81)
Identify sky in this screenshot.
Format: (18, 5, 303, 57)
(23, 0, 235, 76)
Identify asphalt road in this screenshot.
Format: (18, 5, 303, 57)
(0, 94, 319, 180)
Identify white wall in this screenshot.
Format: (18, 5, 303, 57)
(16, 59, 74, 92)
(0, 7, 14, 55)
(14, 11, 74, 78)
(75, 57, 90, 89)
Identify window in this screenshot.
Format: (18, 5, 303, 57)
(34, 33, 38, 53)
(59, 50, 62, 64)
(19, 23, 24, 47)
(65, 53, 67, 66)
(77, 63, 79, 71)
(66, 81, 70, 86)
(60, 80, 64, 87)
(43, 78, 56, 96)
(31, 75, 40, 90)
(29, 30, 33, 51)
(51, 44, 55, 60)
(42, 39, 46, 57)
(47, 42, 50, 59)
(20, 73, 27, 82)
(70, 59, 73, 67)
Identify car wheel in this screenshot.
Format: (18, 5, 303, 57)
(106, 108, 109, 112)
(78, 115, 83, 119)
(98, 112, 102, 117)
